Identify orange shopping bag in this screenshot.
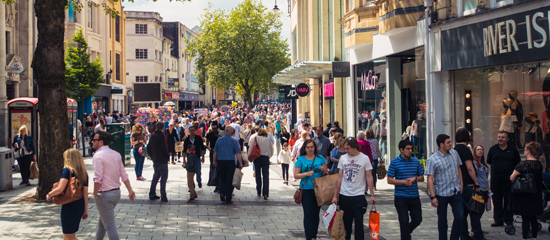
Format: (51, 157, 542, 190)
(369, 205, 380, 239)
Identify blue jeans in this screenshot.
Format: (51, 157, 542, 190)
(254, 156, 270, 197)
(275, 133, 280, 140)
(460, 186, 484, 240)
(372, 159, 379, 188)
(149, 163, 168, 198)
(302, 189, 321, 240)
(133, 148, 145, 178)
(195, 157, 202, 184)
(436, 193, 464, 240)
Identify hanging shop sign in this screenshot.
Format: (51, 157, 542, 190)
(360, 70, 378, 91)
(296, 83, 310, 97)
(324, 82, 334, 98)
(441, 6, 550, 71)
(332, 62, 350, 78)
(165, 92, 179, 101)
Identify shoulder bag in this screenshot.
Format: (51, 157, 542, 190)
(249, 137, 261, 162)
(511, 162, 536, 194)
(52, 170, 83, 205)
(294, 157, 317, 204)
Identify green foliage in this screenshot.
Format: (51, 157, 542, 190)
(185, 0, 290, 106)
(65, 28, 105, 102)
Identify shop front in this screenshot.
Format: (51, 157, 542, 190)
(179, 92, 198, 110)
(92, 85, 112, 114)
(437, 3, 550, 152)
(164, 92, 179, 109)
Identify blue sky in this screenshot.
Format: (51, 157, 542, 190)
(122, 0, 291, 42)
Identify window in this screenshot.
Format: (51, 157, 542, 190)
(348, 0, 353, 12)
(115, 53, 120, 80)
(5, 32, 10, 55)
(135, 24, 147, 34)
(135, 49, 147, 59)
(115, 15, 120, 42)
(68, 2, 76, 22)
(155, 76, 159, 82)
(87, 4, 92, 28)
(136, 76, 148, 82)
(292, 30, 297, 62)
(155, 50, 158, 61)
(494, 0, 513, 7)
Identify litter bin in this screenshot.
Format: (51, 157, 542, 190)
(104, 123, 132, 166)
(0, 147, 14, 191)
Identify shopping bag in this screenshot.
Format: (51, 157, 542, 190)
(241, 151, 250, 167)
(249, 137, 261, 161)
(312, 174, 338, 206)
(328, 209, 345, 240)
(207, 166, 219, 186)
(232, 168, 244, 190)
(369, 205, 380, 239)
(467, 192, 486, 214)
(29, 161, 39, 180)
(175, 142, 184, 153)
(322, 204, 338, 228)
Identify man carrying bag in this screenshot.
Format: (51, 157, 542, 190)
(331, 137, 376, 240)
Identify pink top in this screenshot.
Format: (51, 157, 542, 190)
(93, 146, 129, 191)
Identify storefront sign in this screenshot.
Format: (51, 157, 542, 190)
(165, 92, 179, 101)
(10, 62, 24, 74)
(360, 70, 378, 91)
(179, 93, 198, 101)
(324, 82, 334, 98)
(332, 62, 350, 78)
(441, 6, 550, 71)
(279, 85, 291, 93)
(168, 78, 179, 88)
(296, 83, 310, 97)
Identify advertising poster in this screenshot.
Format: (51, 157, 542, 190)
(11, 110, 32, 138)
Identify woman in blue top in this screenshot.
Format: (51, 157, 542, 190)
(330, 133, 347, 174)
(295, 139, 328, 240)
(46, 148, 89, 240)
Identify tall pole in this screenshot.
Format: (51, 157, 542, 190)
(424, 0, 433, 156)
(0, 1, 8, 146)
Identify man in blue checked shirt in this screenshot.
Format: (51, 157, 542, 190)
(426, 134, 464, 240)
(387, 139, 425, 240)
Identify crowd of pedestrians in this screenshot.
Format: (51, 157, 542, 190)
(21, 102, 550, 240)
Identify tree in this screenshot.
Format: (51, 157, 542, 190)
(186, 0, 290, 107)
(65, 28, 105, 156)
(19, 0, 191, 200)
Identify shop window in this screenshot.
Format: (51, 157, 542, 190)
(135, 24, 147, 35)
(135, 49, 147, 59)
(454, 61, 550, 154)
(136, 76, 148, 82)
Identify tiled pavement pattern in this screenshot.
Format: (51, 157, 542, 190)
(1, 150, 549, 240)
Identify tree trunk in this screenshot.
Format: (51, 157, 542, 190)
(33, 0, 70, 200)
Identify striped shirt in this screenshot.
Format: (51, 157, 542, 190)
(425, 149, 463, 197)
(388, 155, 424, 198)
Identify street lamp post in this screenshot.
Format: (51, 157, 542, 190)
(272, 0, 280, 13)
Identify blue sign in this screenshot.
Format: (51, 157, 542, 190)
(168, 78, 179, 88)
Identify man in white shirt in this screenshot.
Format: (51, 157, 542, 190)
(332, 137, 376, 240)
(105, 114, 113, 124)
(229, 117, 243, 149)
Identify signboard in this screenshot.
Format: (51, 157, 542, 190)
(441, 6, 550, 71)
(285, 87, 298, 99)
(10, 62, 24, 74)
(296, 83, 310, 97)
(305, 112, 310, 119)
(10, 110, 32, 138)
(111, 88, 123, 94)
(279, 85, 291, 93)
(179, 93, 198, 101)
(324, 82, 334, 98)
(168, 78, 179, 88)
(360, 70, 378, 91)
(133, 83, 161, 102)
(164, 92, 179, 101)
(332, 62, 350, 78)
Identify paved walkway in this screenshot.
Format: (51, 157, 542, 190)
(0, 151, 549, 239)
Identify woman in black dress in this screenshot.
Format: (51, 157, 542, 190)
(510, 141, 544, 240)
(165, 122, 181, 164)
(46, 148, 89, 240)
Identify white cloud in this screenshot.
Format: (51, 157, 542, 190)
(123, 0, 291, 42)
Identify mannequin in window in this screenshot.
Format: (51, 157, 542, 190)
(499, 98, 516, 146)
(542, 94, 550, 144)
(508, 90, 524, 149)
(525, 112, 543, 144)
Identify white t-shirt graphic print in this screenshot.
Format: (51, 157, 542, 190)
(337, 152, 372, 196)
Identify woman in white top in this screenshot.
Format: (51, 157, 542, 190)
(278, 143, 291, 185)
(248, 128, 274, 200)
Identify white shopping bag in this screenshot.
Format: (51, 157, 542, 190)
(322, 203, 338, 228)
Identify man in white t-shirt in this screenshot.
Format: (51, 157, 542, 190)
(332, 137, 376, 240)
(105, 114, 113, 124)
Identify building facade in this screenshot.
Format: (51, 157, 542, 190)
(125, 11, 165, 109)
(108, 0, 127, 114)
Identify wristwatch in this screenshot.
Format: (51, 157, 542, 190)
(430, 196, 436, 200)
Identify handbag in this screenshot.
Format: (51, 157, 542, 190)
(52, 170, 83, 205)
(294, 156, 317, 204)
(249, 137, 261, 162)
(511, 164, 536, 194)
(377, 163, 387, 180)
(138, 145, 148, 157)
(29, 161, 39, 180)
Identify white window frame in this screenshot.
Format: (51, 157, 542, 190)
(135, 24, 147, 35)
(457, 0, 476, 17)
(491, 0, 513, 8)
(135, 49, 148, 59)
